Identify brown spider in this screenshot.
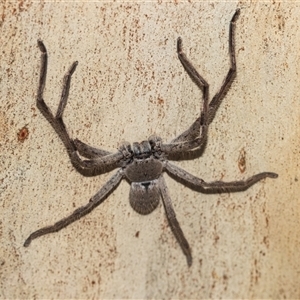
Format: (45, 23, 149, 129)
(24, 9, 277, 266)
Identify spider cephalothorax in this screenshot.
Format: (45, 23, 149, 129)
(121, 137, 165, 215)
(24, 9, 277, 266)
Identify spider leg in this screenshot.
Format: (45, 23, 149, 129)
(158, 176, 192, 267)
(74, 138, 112, 159)
(165, 161, 278, 193)
(207, 8, 240, 125)
(37, 40, 121, 175)
(161, 125, 208, 154)
(24, 169, 124, 247)
(171, 37, 209, 144)
(36, 39, 77, 155)
(163, 9, 240, 155)
(70, 151, 123, 176)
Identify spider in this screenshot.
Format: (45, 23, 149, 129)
(24, 9, 277, 266)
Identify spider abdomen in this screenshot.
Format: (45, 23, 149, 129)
(129, 180, 160, 215)
(124, 157, 163, 182)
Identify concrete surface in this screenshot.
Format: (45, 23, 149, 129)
(1, 1, 299, 298)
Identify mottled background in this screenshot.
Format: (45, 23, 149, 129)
(1, 1, 299, 298)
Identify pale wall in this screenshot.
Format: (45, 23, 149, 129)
(1, 1, 299, 298)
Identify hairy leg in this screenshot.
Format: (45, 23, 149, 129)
(161, 125, 208, 154)
(207, 9, 240, 125)
(159, 176, 192, 266)
(24, 169, 124, 247)
(36, 40, 122, 175)
(165, 9, 240, 154)
(74, 139, 112, 159)
(171, 37, 209, 144)
(36, 39, 77, 154)
(165, 161, 278, 193)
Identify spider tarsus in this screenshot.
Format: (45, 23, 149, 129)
(177, 37, 183, 54)
(37, 39, 46, 53)
(265, 172, 278, 179)
(23, 237, 31, 247)
(187, 254, 192, 267)
(232, 8, 241, 22)
(69, 61, 79, 75)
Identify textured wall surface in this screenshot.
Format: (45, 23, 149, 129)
(1, 1, 299, 298)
